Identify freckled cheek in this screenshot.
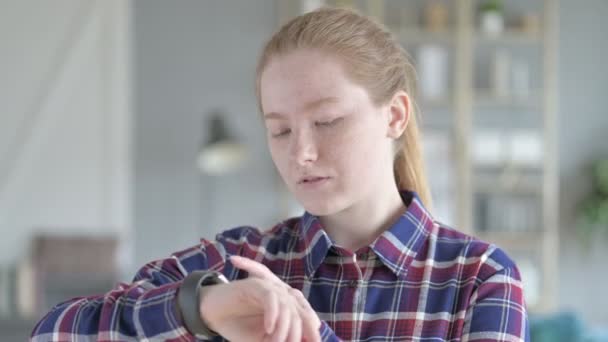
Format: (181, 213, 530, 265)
(344, 130, 383, 170)
(322, 132, 365, 169)
(268, 143, 289, 174)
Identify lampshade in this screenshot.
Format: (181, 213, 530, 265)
(197, 112, 247, 175)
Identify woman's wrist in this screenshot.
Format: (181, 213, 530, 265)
(199, 282, 228, 333)
(176, 271, 228, 337)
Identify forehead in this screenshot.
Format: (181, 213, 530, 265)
(260, 50, 368, 116)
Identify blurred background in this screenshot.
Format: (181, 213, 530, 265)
(0, 0, 607, 340)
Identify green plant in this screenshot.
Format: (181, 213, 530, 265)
(578, 159, 608, 241)
(479, 0, 504, 13)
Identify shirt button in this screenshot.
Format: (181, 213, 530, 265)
(348, 280, 358, 288)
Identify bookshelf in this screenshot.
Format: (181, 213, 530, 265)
(276, 0, 559, 313)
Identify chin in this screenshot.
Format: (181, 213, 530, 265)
(299, 195, 346, 217)
(304, 206, 333, 217)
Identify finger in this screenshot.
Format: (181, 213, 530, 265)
(230, 256, 281, 283)
(290, 288, 311, 312)
(264, 289, 279, 335)
(298, 307, 321, 342)
(291, 289, 321, 342)
(286, 305, 302, 342)
(269, 297, 291, 342)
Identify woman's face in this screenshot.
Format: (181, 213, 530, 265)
(260, 49, 398, 216)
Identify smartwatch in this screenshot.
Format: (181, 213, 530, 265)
(176, 270, 229, 338)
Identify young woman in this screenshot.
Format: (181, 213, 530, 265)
(31, 7, 528, 342)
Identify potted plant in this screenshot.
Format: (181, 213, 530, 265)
(577, 159, 608, 243)
(479, 0, 505, 36)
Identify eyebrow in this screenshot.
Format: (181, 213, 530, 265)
(263, 96, 340, 120)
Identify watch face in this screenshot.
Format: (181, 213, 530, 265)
(201, 271, 229, 286)
(218, 273, 229, 283)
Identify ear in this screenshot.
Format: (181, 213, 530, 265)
(386, 91, 411, 139)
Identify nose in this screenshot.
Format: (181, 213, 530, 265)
(291, 129, 318, 165)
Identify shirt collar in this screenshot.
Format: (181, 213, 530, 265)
(298, 190, 434, 279)
(298, 211, 334, 279)
(369, 191, 434, 277)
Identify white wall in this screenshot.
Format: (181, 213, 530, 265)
(0, 0, 133, 273)
(132, 0, 280, 270)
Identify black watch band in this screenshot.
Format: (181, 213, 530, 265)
(176, 270, 229, 338)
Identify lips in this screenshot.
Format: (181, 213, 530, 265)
(298, 176, 330, 184)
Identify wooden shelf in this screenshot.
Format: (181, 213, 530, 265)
(472, 165, 544, 194)
(474, 29, 541, 45)
(473, 89, 542, 108)
(473, 163, 544, 174)
(419, 96, 454, 109)
(396, 28, 457, 45)
(475, 230, 550, 249)
(474, 183, 542, 196)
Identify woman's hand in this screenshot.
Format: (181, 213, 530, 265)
(230, 255, 322, 342)
(197, 255, 321, 342)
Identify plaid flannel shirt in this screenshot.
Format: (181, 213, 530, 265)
(31, 191, 529, 341)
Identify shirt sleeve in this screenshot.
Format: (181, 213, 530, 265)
(318, 320, 343, 342)
(30, 237, 229, 341)
(461, 265, 530, 341)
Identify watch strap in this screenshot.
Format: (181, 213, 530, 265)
(176, 270, 227, 338)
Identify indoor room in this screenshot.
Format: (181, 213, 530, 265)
(1, 0, 607, 340)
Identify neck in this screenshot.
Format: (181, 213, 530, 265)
(319, 187, 407, 252)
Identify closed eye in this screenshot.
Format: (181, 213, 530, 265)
(315, 117, 343, 127)
(272, 129, 291, 138)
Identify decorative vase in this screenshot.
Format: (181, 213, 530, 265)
(481, 11, 504, 36)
